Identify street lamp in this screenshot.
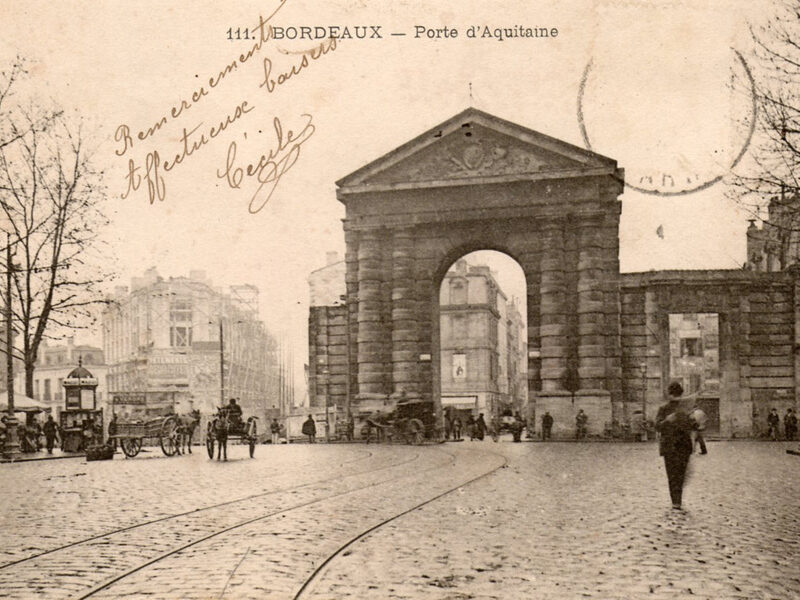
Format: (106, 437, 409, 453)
(639, 361, 648, 442)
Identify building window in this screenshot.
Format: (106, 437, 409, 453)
(452, 314, 467, 340)
(681, 338, 701, 357)
(170, 298, 193, 322)
(44, 379, 51, 402)
(170, 298, 193, 348)
(170, 326, 192, 347)
(450, 280, 467, 304)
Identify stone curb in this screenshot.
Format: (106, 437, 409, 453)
(1, 452, 86, 464)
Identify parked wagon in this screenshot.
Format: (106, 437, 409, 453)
(361, 398, 442, 445)
(110, 415, 181, 458)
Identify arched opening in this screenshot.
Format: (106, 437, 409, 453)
(435, 250, 528, 439)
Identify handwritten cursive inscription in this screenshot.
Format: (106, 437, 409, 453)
(114, 0, 289, 157)
(217, 114, 315, 213)
(121, 100, 255, 203)
(260, 37, 338, 93)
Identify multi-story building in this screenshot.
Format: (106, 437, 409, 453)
(102, 268, 280, 422)
(438, 259, 527, 420)
(307, 252, 348, 413)
(13, 338, 107, 415)
(746, 194, 800, 272)
(506, 298, 528, 414)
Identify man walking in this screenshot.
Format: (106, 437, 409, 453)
(767, 408, 780, 440)
(270, 418, 281, 445)
(655, 381, 695, 510)
(475, 413, 487, 441)
(575, 409, 588, 440)
(466, 413, 476, 441)
(43, 414, 60, 455)
(541, 412, 554, 441)
(784, 408, 797, 441)
(302, 414, 316, 443)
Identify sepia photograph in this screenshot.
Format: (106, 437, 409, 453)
(1, 0, 798, 598)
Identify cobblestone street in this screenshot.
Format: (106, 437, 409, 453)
(0, 440, 798, 599)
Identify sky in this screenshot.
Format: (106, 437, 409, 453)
(1, 0, 773, 395)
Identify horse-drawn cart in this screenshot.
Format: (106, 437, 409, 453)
(361, 398, 442, 445)
(111, 415, 181, 458)
(206, 406, 259, 460)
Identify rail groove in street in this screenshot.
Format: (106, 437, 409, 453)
(0, 448, 381, 571)
(72, 448, 459, 600)
(292, 445, 517, 599)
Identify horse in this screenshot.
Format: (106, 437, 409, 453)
(175, 409, 201, 455)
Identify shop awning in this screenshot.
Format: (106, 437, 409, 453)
(0, 392, 51, 413)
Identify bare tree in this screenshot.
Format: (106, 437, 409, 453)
(733, 1, 800, 268)
(0, 57, 110, 398)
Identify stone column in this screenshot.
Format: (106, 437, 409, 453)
(391, 228, 419, 397)
(344, 228, 359, 414)
(643, 289, 663, 420)
(356, 229, 389, 397)
(577, 219, 607, 390)
(539, 219, 567, 391)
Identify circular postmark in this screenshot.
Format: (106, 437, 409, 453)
(577, 49, 757, 197)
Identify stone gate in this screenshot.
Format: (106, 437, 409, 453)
(335, 108, 626, 433)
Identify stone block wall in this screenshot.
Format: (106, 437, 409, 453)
(620, 271, 798, 438)
(308, 305, 349, 411)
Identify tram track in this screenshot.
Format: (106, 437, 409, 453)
(292, 445, 513, 599)
(2, 443, 515, 600)
(0, 447, 386, 572)
(72, 446, 461, 600)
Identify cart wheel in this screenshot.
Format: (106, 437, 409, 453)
(121, 438, 141, 458)
(160, 416, 180, 457)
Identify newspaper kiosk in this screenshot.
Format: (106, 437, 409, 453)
(60, 359, 102, 453)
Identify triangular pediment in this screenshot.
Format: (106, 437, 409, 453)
(337, 108, 618, 195)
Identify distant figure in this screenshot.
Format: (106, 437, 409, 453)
(655, 381, 695, 510)
(270, 418, 281, 445)
(227, 398, 243, 430)
(541, 412, 554, 441)
(346, 414, 355, 442)
(511, 412, 525, 443)
(444, 408, 453, 441)
(43, 415, 60, 454)
(466, 414, 476, 441)
(107, 413, 118, 451)
(689, 405, 708, 455)
(302, 415, 317, 443)
(575, 409, 588, 440)
(630, 410, 646, 442)
(784, 408, 797, 441)
(475, 413, 487, 441)
(452, 416, 463, 441)
(767, 408, 780, 441)
(0, 415, 7, 452)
